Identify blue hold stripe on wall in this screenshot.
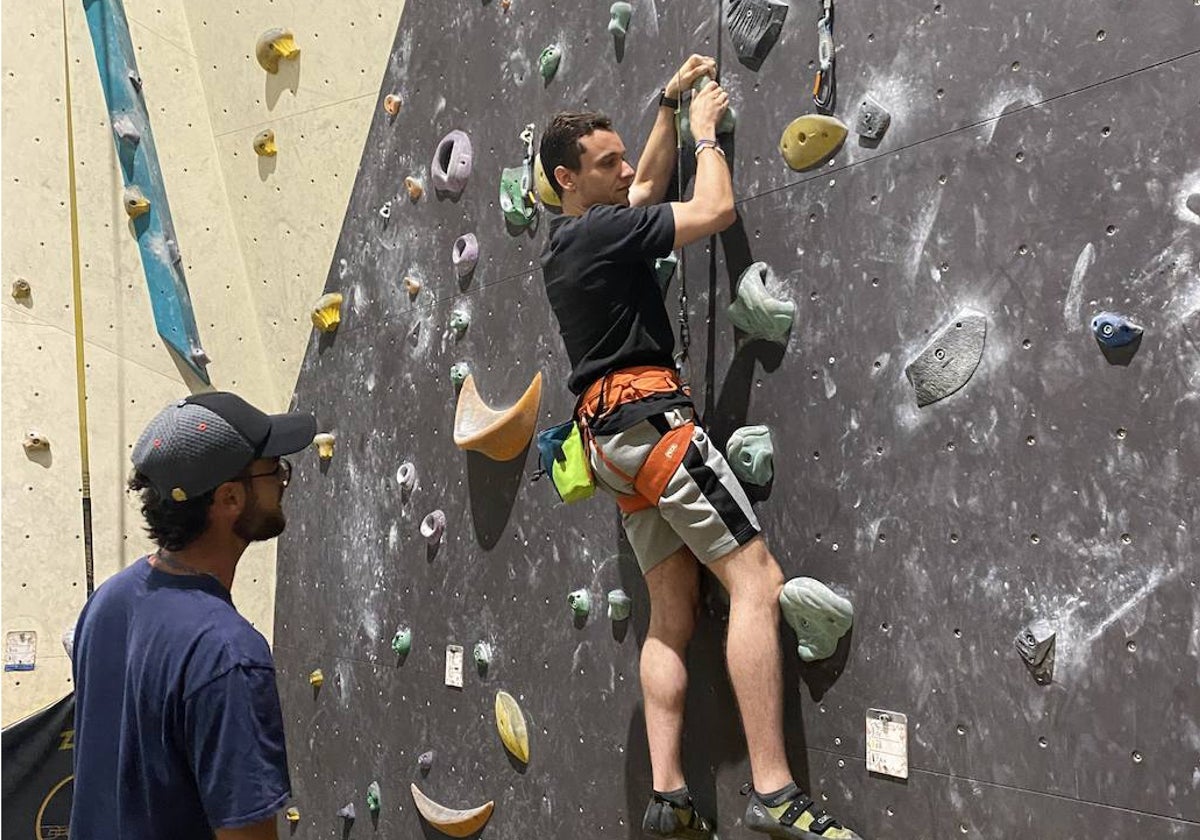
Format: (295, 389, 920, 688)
(81, 0, 210, 384)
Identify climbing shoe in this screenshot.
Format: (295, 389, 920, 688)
(643, 787, 717, 839)
(742, 782, 861, 839)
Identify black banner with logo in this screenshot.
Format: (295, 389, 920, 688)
(2, 693, 74, 839)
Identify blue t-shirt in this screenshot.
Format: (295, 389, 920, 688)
(70, 557, 290, 838)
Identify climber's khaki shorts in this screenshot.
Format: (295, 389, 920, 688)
(589, 407, 761, 574)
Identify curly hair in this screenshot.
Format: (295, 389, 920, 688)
(127, 472, 216, 551)
(538, 111, 614, 198)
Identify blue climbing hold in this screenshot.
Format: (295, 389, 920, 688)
(1090, 312, 1142, 348)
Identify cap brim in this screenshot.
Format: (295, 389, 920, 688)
(259, 411, 317, 458)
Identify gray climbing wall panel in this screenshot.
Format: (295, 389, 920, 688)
(273, 0, 1200, 837)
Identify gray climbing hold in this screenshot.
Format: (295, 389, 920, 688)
(430, 130, 473, 197)
(856, 95, 892, 141)
(473, 641, 492, 671)
(1090, 311, 1142, 349)
(396, 461, 416, 493)
(727, 262, 795, 343)
(1015, 618, 1055, 685)
(127, 70, 143, 91)
(607, 589, 632, 621)
(418, 750, 435, 772)
(904, 308, 987, 407)
(1187, 193, 1200, 218)
(679, 78, 737, 142)
(421, 510, 446, 544)
(112, 113, 141, 146)
(337, 802, 356, 822)
(726, 425, 774, 486)
(779, 577, 854, 662)
(725, 0, 788, 71)
(568, 589, 591, 619)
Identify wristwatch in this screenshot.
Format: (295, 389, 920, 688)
(695, 138, 725, 157)
(658, 89, 680, 110)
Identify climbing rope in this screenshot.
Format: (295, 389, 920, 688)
(62, 0, 96, 596)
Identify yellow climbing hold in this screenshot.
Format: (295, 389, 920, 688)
(778, 114, 848, 172)
(253, 129, 277, 157)
(405, 176, 424, 201)
(410, 783, 495, 838)
(11, 279, 31, 300)
(311, 292, 343, 332)
(384, 93, 403, 116)
(309, 669, 324, 687)
(123, 185, 150, 219)
(534, 153, 561, 208)
(453, 372, 543, 462)
(494, 689, 530, 764)
(256, 28, 300, 74)
(404, 276, 422, 296)
(313, 433, 335, 461)
(285, 807, 300, 823)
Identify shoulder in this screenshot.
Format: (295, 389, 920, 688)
(184, 610, 275, 697)
(582, 202, 670, 229)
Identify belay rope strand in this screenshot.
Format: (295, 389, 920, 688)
(63, 0, 96, 596)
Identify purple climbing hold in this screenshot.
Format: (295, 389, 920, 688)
(452, 234, 479, 278)
(430, 130, 473, 197)
(418, 750, 435, 772)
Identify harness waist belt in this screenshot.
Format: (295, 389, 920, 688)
(579, 365, 688, 421)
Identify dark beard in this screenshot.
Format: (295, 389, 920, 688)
(233, 490, 287, 542)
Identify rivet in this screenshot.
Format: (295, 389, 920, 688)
(1026, 435, 1036, 446)
(1096, 29, 1107, 41)
(1030, 533, 1040, 544)
(1116, 427, 1128, 440)
(1132, 750, 1143, 763)
(1126, 639, 1137, 652)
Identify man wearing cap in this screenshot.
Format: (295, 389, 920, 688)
(70, 392, 316, 839)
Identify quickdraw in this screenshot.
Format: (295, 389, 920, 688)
(812, 0, 835, 113)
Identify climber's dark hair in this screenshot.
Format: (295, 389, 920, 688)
(539, 111, 614, 198)
(127, 471, 216, 551)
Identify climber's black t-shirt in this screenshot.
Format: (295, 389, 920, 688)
(541, 202, 681, 396)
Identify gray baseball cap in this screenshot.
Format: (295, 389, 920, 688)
(132, 392, 317, 502)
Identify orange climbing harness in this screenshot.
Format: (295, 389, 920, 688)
(577, 366, 695, 515)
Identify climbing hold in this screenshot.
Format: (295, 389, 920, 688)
(727, 261, 795, 343)
(473, 641, 492, 671)
(379, 201, 392, 220)
(22, 431, 49, 453)
(500, 125, 538, 228)
(127, 70, 143, 92)
(779, 577, 854, 662)
(453, 372, 543, 461)
(310, 292, 343, 333)
(449, 363, 470, 389)
(568, 588, 591, 619)
(679, 78, 737, 142)
(608, 2, 632, 43)
(1187, 193, 1200, 218)
(308, 668, 324, 688)
(405, 176, 425, 202)
(418, 750, 435, 772)
(452, 234, 479, 278)
(1091, 311, 1143, 348)
(904, 308, 987, 407)
(366, 781, 381, 815)
(539, 44, 562, 83)
(396, 461, 416, 492)
(421, 510, 446, 544)
(410, 783, 495, 838)
(403, 276, 422, 297)
(778, 114, 848, 171)
(391, 626, 412, 657)
(1015, 618, 1056, 685)
(654, 253, 678, 292)
(430, 130, 473, 197)
(725, 0, 788, 71)
(449, 309, 470, 336)
(494, 689, 530, 763)
(312, 432, 335, 461)
(255, 28, 300, 74)
(383, 93, 403, 116)
(11, 279, 31, 300)
(726, 425, 774, 485)
(856, 95, 892, 141)
(123, 185, 150, 219)
(111, 114, 141, 147)
(337, 802, 356, 822)
(253, 129, 277, 157)
(285, 807, 300, 823)
(607, 589, 632, 621)
(534, 154, 561, 208)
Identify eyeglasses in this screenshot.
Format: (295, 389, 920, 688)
(243, 457, 292, 489)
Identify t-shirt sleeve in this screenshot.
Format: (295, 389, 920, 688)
(583, 204, 675, 260)
(184, 663, 291, 829)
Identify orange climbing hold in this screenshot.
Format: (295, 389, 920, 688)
(453, 372, 543, 462)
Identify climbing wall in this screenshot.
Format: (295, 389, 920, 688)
(274, 0, 1200, 836)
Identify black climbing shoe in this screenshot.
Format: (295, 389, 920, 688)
(742, 783, 861, 839)
(643, 789, 717, 840)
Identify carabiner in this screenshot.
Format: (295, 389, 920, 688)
(813, 0, 834, 112)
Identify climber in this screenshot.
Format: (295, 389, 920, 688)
(538, 56, 861, 840)
(70, 392, 316, 839)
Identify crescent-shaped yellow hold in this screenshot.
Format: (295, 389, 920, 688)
(494, 689, 530, 763)
(453, 372, 542, 462)
(409, 783, 495, 838)
(778, 114, 848, 172)
(534, 153, 561, 208)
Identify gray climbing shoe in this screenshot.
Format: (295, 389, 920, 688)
(643, 790, 717, 839)
(742, 783, 861, 839)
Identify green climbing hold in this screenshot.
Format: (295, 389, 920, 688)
(779, 577, 854, 662)
(449, 308, 470, 335)
(678, 78, 737, 143)
(539, 44, 562, 83)
(607, 589, 631, 621)
(473, 641, 492, 670)
(450, 362, 470, 388)
(654, 252, 678, 294)
(367, 781, 381, 815)
(568, 588, 590, 619)
(727, 261, 794, 343)
(726, 425, 774, 486)
(608, 2, 632, 38)
(391, 626, 412, 657)
(500, 167, 536, 228)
